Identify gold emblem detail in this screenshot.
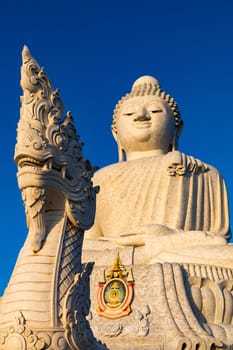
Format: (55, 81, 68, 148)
(97, 253, 134, 319)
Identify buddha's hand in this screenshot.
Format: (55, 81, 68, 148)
(112, 224, 176, 247)
(100, 227, 227, 249)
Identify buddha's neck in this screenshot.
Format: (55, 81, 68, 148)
(126, 149, 167, 161)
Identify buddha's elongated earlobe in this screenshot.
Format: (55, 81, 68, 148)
(172, 121, 183, 151)
(172, 128, 178, 151)
(118, 143, 125, 162)
(111, 125, 125, 162)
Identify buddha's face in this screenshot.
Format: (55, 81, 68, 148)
(114, 96, 175, 154)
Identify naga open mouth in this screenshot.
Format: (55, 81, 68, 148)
(17, 156, 73, 180)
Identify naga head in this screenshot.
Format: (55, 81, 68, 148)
(14, 46, 98, 252)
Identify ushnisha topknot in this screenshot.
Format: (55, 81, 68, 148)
(112, 75, 183, 133)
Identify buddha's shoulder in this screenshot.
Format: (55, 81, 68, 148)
(92, 161, 130, 184)
(92, 156, 165, 182)
(92, 151, 222, 185)
(167, 151, 221, 176)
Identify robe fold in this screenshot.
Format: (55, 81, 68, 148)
(89, 151, 230, 240)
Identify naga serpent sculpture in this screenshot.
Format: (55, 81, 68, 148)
(0, 46, 106, 350)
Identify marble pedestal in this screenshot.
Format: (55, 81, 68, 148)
(83, 247, 233, 350)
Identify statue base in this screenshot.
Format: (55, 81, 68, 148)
(83, 249, 233, 350)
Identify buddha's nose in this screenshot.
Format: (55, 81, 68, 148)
(133, 107, 151, 121)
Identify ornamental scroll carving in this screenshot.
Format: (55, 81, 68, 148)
(63, 263, 107, 350)
(21, 187, 46, 252)
(0, 312, 67, 350)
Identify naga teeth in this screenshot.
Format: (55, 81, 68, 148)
(18, 156, 68, 179)
(18, 157, 42, 168)
(43, 158, 53, 171)
(61, 165, 67, 179)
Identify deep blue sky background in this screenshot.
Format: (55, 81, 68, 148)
(0, 0, 233, 294)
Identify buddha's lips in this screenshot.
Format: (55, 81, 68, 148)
(133, 121, 152, 128)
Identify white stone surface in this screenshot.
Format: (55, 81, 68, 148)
(84, 75, 233, 349)
(85, 76, 230, 263)
(1, 55, 233, 349)
(0, 47, 105, 350)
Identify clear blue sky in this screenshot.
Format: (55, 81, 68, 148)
(0, 0, 233, 294)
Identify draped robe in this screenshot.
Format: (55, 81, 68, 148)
(88, 151, 230, 240)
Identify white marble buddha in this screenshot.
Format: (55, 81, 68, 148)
(84, 76, 231, 264)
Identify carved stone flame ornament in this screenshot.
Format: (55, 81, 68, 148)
(97, 254, 134, 319)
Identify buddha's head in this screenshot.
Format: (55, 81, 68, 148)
(112, 76, 183, 161)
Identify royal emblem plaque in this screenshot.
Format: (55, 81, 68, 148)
(97, 254, 134, 319)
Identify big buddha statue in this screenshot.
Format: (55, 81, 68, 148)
(84, 75, 231, 266)
(84, 76, 233, 349)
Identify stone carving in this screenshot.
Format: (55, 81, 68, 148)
(82, 75, 233, 349)
(186, 263, 233, 331)
(0, 47, 233, 349)
(63, 262, 106, 350)
(0, 311, 63, 350)
(126, 306, 150, 337)
(93, 305, 150, 338)
(22, 186, 46, 252)
(88, 261, 231, 349)
(16, 45, 98, 252)
(85, 75, 230, 254)
(0, 47, 106, 350)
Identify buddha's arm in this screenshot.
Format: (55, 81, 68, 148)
(119, 224, 177, 237)
(96, 224, 176, 247)
(100, 224, 227, 248)
(85, 221, 103, 239)
(133, 230, 227, 265)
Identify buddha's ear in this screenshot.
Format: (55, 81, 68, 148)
(172, 122, 183, 151)
(111, 126, 125, 162)
(176, 121, 183, 138)
(171, 128, 178, 151)
(111, 125, 118, 143)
